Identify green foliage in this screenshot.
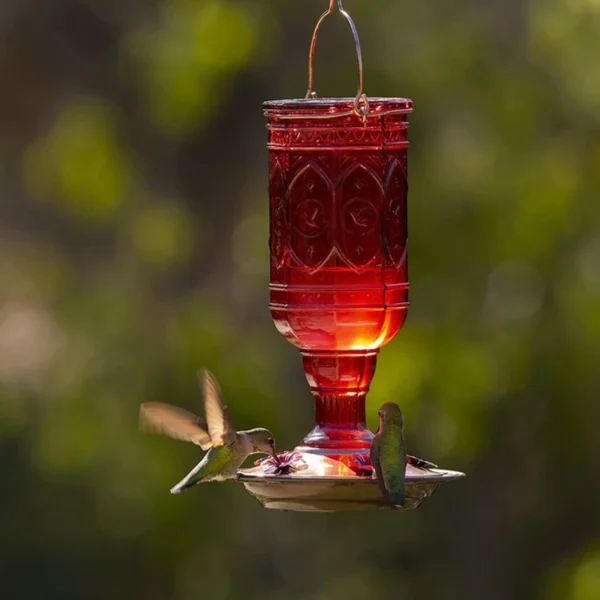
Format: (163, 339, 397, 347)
(127, 0, 258, 135)
(23, 97, 132, 223)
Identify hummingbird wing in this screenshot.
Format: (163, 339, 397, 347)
(139, 402, 213, 450)
(370, 434, 390, 503)
(378, 424, 407, 507)
(370, 426, 406, 507)
(199, 369, 236, 446)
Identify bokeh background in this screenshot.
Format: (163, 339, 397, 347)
(1, 0, 599, 598)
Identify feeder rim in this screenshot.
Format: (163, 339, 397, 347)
(264, 97, 412, 106)
(238, 468, 465, 485)
(263, 98, 413, 121)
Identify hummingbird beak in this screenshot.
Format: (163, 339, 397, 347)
(269, 447, 280, 464)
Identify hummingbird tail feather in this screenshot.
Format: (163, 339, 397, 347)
(170, 475, 196, 494)
(390, 493, 406, 507)
(407, 455, 437, 469)
(170, 481, 185, 494)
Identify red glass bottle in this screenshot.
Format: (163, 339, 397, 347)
(265, 97, 412, 463)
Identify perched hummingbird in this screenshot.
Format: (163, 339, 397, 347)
(139, 369, 279, 494)
(370, 402, 408, 508)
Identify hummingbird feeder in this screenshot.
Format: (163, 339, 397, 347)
(237, 0, 464, 511)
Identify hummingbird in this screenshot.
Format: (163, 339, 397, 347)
(370, 402, 408, 508)
(139, 369, 279, 494)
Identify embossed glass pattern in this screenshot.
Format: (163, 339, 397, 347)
(265, 97, 412, 452)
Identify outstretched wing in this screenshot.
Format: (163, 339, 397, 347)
(199, 369, 236, 446)
(139, 402, 212, 450)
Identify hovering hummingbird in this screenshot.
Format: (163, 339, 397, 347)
(370, 402, 409, 508)
(139, 369, 279, 494)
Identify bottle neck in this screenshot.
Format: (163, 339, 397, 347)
(300, 349, 378, 449)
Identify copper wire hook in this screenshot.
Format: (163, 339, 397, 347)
(305, 0, 370, 125)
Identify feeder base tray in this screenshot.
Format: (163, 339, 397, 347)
(237, 451, 465, 512)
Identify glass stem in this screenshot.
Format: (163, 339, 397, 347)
(300, 349, 378, 450)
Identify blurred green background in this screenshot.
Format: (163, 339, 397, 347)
(1, 0, 599, 598)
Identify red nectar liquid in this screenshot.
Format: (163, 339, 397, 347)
(265, 98, 412, 451)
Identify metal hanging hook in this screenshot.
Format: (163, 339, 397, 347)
(305, 0, 369, 125)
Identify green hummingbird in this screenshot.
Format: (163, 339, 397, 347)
(139, 369, 279, 494)
(370, 402, 408, 508)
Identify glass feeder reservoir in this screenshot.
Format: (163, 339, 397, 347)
(238, 0, 464, 511)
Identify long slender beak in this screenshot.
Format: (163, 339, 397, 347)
(269, 447, 281, 465)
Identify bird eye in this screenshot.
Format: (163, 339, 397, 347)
(268, 438, 274, 446)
